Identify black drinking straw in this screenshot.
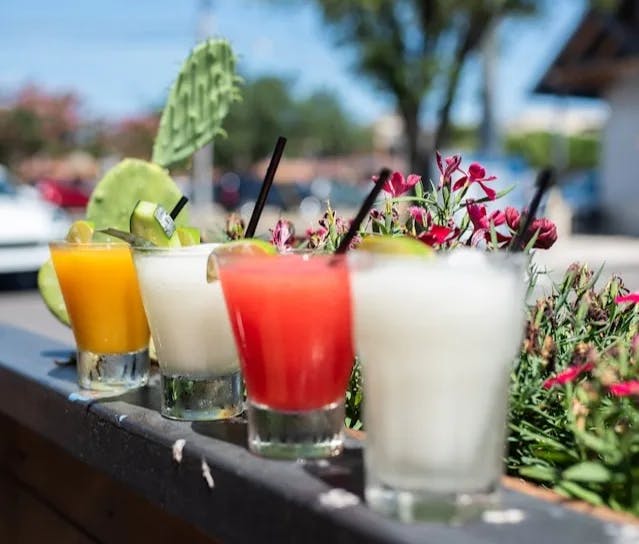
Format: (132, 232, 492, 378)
(244, 136, 287, 238)
(169, 196, 189, 220)
(508, 167, 555, 252)
(334, 167, 392, 255)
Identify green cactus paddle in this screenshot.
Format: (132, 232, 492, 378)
(152, 38, 242, 168)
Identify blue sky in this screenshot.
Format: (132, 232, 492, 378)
(0, 0, 601, 126)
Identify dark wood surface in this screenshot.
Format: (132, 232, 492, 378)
(0, 323, 633, 544)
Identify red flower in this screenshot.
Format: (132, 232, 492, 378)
(467, 203, 506, 246)
(543, 362, 594, 389)
(270, 219, 295, 252)
(408, 206, 429, 226)
(615, 292, 639, 304)
(529, 218, 558, 249)
(609, 380, 639, 397)
(418, 225, 454, 247)
(502, 207, 558, 250)
(374, 171, 421, 197)
(504, 206, 521, 230)
(436, 152, 462, 186)
(453, 162, 497, 200)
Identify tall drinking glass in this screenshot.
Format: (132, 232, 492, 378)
(49, 242, 150, 391)
(350, 249, 526, 522)
(216, 252, 354, 459)
(132, 244, 242, 420)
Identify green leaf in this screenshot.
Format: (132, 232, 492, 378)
(519, 465, 557, 482)
(555, 481, 604, 506)
(563, 462, 611, 483)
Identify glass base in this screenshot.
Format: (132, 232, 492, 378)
(161, 371, 243, 421)
(247, 400, 344, 460)
(77, 348, 150, 392)
(365, 481, 499, 524)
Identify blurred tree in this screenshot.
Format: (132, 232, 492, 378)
(0, 86, 80, 166)
(215, 76, 372, 170)
(504, 131, 600, 171)
(107, 114, 160, 160)
(312, 0, 536, 174)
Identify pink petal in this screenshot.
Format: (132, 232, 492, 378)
(543, 362, 594, 389)
(478, 181, 497, 200)
(383, 171, 407, 197)
(609, 380, 639, 397)
(615, 292, 639, 304)
(452, 176, 468, 191)
(468, 163, 486, 180)
(405, 174, 421, 188)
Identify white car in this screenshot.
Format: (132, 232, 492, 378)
(0, 166, 71, 274)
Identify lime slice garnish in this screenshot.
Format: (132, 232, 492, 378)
(177, 226, 201, 246)
(357, 235, 435, 256)
(206, 239, 276, 283)
(65, 220, 95, 243)
(129, 201, 181, 247)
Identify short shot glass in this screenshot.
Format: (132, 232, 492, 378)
(49, 242, 150, 391)
(216, 251, 354, 459)
(132, 244, 243, 421)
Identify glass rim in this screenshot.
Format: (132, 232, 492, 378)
(131, 242, 222, 255)
(349, 247, 528, 268)
(49, 240, 129, 248)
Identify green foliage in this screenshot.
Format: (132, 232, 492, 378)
(313, 0, 538, 170)
(508, 264, 639, 514)
(504, 131, 600, 170)
(214, 77, 372, 170)
(153, 39, 242, 168)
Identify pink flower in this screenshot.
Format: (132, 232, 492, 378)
(615, 292, 639, 304)
(467, 203, 506, 246)
(502, 207, 558, 250)
(418, 225, 454, 247)
(609, 380, 639, 397)
(453, 162, 497, 200)
(543, 362, 594, 389)
(529, 218, 558, 249)
(436, 152, 462, 186)
(373, 171, 421, 197)
(408, 206, 428, 226)
(270, 219, 295, 252)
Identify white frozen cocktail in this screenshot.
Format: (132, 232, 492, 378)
(133, 243, 242, 420)
(350, 248, 525, 522)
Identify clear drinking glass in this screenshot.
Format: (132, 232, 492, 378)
(215, 251, 354, 459)
(132, 244, 242, 420)
(49, 242, 150, 391)
(349, 249, 526, 523)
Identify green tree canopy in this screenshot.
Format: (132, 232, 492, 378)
(312, 0, 537, 174)
(215, 76, 372, 170)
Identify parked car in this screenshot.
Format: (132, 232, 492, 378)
(37, 177, 90, 209)
(0, 166, 71, 275)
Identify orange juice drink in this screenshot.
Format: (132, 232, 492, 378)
(50, 242, 150, 391)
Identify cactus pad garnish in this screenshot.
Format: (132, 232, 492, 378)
(152, 38, 242, 168)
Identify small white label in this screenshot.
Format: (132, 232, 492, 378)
(154, 206, 176, 238)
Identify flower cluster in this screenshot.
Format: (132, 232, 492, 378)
(294, 153, 557, 253)
(510, 264, 639, 514)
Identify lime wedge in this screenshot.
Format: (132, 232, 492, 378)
(65, 220, 95, 243)
(357, 235, 435, 256)
(129, 201, 181, 247)
(38, 259, 70, 326)
(206, 239, 276, 283)
(177, 226, 201, 246)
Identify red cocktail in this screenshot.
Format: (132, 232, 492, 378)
(216, 252, 354, 458)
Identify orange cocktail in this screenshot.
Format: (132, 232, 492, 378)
(50, 242, 150, 391)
